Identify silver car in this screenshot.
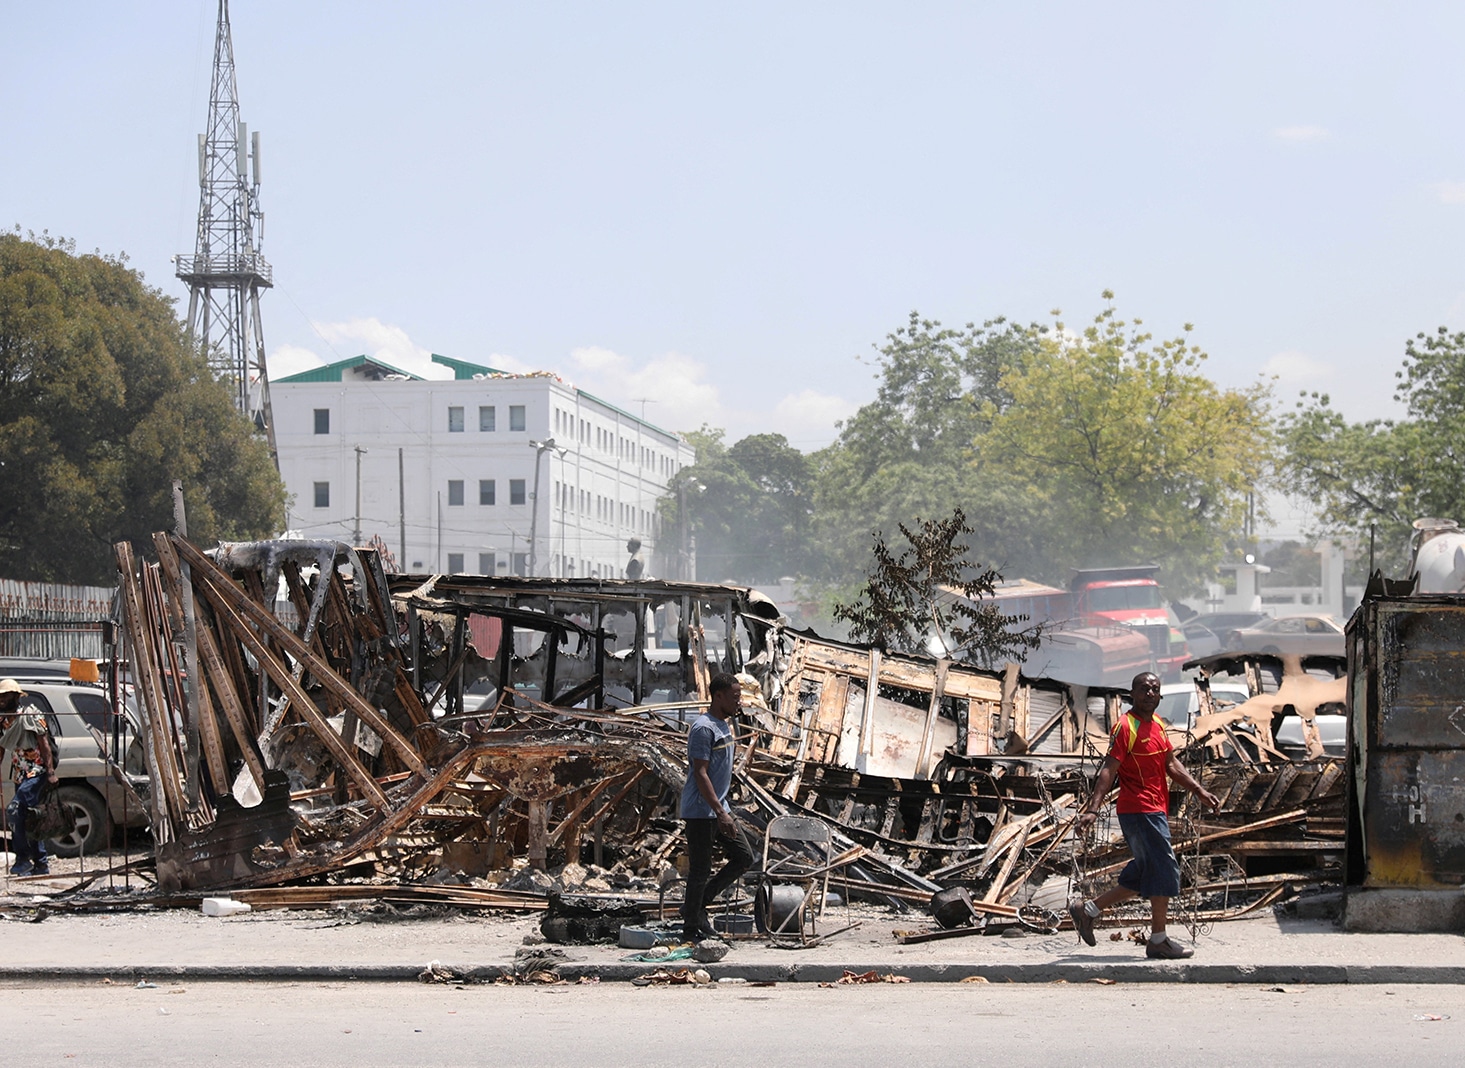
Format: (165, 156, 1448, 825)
(1225, 614, 1345, 657)
(1, 680, 148, 857)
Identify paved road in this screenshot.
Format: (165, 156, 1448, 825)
(5, 979, 1463, 1067)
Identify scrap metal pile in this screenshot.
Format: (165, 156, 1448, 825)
(104, 534, 1345, 931)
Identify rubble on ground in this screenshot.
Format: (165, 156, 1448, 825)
(2, 534, 1344, 943)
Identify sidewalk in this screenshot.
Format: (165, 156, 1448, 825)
(3, 893, 1464, 985)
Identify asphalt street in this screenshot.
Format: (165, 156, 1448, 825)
(5, 979, 1463, 1067)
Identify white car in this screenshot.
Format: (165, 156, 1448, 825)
(1275, 714, 1347, 757)
(1156, 682, 1251, 732)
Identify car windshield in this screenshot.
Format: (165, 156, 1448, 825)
(1156, 692, 1191, 726)
(1088, 585, 1163, 611)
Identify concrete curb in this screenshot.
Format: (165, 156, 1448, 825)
(4, 961, 1464, 984)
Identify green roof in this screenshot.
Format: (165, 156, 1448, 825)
(275, 355, 421, 383)
(431, 353, 508, 379)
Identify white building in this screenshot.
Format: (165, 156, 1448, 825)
(271, 354, 695, 577)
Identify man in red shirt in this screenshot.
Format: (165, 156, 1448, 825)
(1069, 672, 1220, 959)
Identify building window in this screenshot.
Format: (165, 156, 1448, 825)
(448, 480, 464, 506)
(479, 405, 495, 432)
(479, 479, 495, 505)
(512, 552, 529, 577)
(448, 406, 464, 433)
(509, 405, 526, 432)
(313, 409, 330, 434)
(509, 479, 526, 505)
(447, 552, 464, 573)
(313, 481, 330, 508)
(479, 552, 495, 575)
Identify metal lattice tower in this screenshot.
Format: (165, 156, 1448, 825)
(176, 0, 277, 465)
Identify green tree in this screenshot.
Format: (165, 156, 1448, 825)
(810, 313, 1045, 582)
(832, 507, 1039, 664)
(972, 297, 1272, 594)
(0, 232, 286, 584)
(1278, 327, 1465, 572)
(813, 297, 1272, 598)
(665, 427, 813, 584)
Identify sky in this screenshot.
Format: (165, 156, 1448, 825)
(6, 1, 1465, 468)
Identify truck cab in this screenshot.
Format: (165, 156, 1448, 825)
(1069, 565, 1189, 679)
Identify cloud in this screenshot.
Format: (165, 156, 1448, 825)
(1262, 349, 1332, 387)
(566, 346, 858, 449)
(267, 342, 328, 380)
(267, 318, 539, 381)
(1433, 182, 1465, 205)
(568, 346, 725, 428)
(770, 389, 859, 448)
(1272, 125, 1330, 143)
(313, 317, 443, 378)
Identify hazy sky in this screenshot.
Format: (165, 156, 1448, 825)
(5, 2, 1465, 457)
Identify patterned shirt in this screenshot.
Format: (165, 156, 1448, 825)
(0, 706, 50, 783)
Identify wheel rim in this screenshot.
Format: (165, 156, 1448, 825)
(52, 800, 93, 852)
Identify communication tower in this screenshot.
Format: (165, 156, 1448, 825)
(176, 0, 277, 464)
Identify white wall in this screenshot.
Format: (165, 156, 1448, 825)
(272, 375, 694, 577)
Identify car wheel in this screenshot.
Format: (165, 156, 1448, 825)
(1260, 645, 1282, 655)
(45, 785, 110, 858)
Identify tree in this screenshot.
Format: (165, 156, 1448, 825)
(810, 313, 1046, 582)
(971, 296, 1273, 594)
(832, 507, 1039, 664)
(664, 427, 813, 584)
(1278, 326, 1465, 573)
(813, 297, 1272, 597)
(0, 232, 286, 584)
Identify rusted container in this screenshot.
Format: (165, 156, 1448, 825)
(1345, 592, 1465, 931)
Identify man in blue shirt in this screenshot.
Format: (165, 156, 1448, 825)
(679, 671, 755, 942)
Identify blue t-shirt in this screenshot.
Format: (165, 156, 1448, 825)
(680, 712, 734, 819)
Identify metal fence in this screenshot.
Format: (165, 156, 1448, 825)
(0, 577, 115, 659)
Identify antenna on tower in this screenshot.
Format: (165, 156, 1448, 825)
(176, 0, 278, 466)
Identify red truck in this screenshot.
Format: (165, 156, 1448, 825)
(1068, 565, 1188, 679)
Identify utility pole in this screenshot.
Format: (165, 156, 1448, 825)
(176, 0, 277, 466)
(527, 437, 566, 578)
(353, 445, 367, 545)
(398, 447, 406, 566)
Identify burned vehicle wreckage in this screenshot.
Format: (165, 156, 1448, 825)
(93, 534, 1344, 937)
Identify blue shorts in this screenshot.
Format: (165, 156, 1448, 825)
(1116, 812, 1181, 899)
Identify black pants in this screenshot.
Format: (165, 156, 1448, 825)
(682, 817, 755, 932)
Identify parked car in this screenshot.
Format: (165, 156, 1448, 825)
(1275, 713, 1347, 758)
(1187, 611, 1268, 636)
(1156, 682, 1252, 731)
(0, 679, 148, 857)
(1225, 614, 1345, 657)
(1180, 622, 1222, 659)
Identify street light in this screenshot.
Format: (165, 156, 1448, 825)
(527, 437, 567, 577)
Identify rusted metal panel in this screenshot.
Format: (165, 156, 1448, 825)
(1360, 750, 1465, 888)
(1350, 593, 1465, 896)
(1376, 601, 1465, 749)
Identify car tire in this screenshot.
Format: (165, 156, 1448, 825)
(1261, 645, 1282, 655)
(45, 784, 110, 858)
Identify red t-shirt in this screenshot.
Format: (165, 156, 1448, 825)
(1107, 713, 1173, 814)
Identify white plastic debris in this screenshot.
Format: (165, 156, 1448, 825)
(201, 897, 252, 917)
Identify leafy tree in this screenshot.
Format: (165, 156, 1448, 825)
(810, 313, 1046, 582)
(832, 507, 1039, 664)
(971, 296, 1272, 594)
(813, 297, 1271, 598)
(0, 231, 286, 584)
(664, 427, 813, 584)
(1278, 326, 1465, 573)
